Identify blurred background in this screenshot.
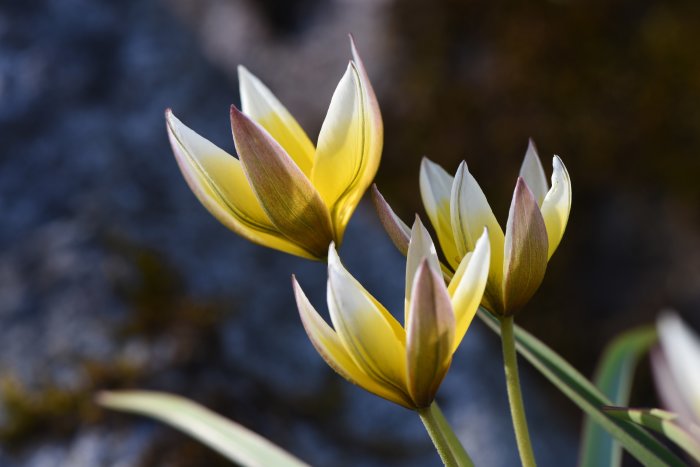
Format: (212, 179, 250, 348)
(1, 0, 700, 465)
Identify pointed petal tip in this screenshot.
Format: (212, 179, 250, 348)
(526, 138, 538, 153)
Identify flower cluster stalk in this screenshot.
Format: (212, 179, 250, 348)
(418, 402, 475, 467)
(500, 315, 537, 467)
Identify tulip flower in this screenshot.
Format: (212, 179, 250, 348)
(166, 38, 382, 260)
(652, 312, 700, 432)
(419, 140, 571, 315)
(292, 218, 490, 409)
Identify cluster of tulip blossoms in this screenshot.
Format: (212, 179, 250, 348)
(99, 39, 700, 467)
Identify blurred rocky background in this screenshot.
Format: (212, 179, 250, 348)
(1, 0, 699, 465)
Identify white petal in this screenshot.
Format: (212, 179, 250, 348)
(405, 217, 442, 323)
(420, 158, 460, 269)
(519, 139, 549, 205)
(540, 156, 572, 259)
(658, 312, 700, 420)
(450, 161, 505, 307)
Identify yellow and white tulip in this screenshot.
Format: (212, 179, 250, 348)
(166, 38, 382, 260)
(293, 218, 490, 409)
(419, 140, 571, 315)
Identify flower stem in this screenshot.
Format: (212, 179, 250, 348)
(500, 315, 537, 467)
(418, 402, 475, 467)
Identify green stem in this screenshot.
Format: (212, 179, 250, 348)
(418, 402, 475, 467)
(500, 315, 537, 467)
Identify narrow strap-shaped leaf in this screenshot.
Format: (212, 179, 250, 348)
(98, 391, 309, 467)
(477, 309, 685, 467)
(604, 407, 700, 463)
(579, 326, 657, 467)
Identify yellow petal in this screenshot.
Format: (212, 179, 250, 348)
(540, 156, 572, 259)
(312, 40, 382, 240)
(502, 178, 549, 314)
(405, 216, 441, 323)
(293, 276, 413, 408)
(450, 161, 505, 311)
(518, 139, 549, 206)
(406, 261, 455, 407)
(166, 110, 313, 259)
(420, 158, 460, 269)
(231, 106, 334, 259)
(326, 245, 408, 396)
(238, 66, 315, 176)
(448, 228, 490, 352)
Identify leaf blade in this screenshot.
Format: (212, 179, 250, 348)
(605, 407, 700, 463)
(579, 326, 657, 467)
(98, 390, 308, 467)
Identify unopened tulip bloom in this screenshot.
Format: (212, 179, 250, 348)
(420, 140, 571, 315)
(293, 218, 490, 409)
(652, 312, 700, 434)
(166, 38, 382, 260)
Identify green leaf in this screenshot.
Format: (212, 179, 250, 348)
(477, 309, 685, 467)
(579, 326, 657, 467)
(605, 407, 700, 463)
(98, 390, 308, 467)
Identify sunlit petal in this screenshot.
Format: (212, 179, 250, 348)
(406, 261, 455, 407)
(312, 41, 382, 239)
(502, 178, 549, 314)
(293, 277, 412, 408)
(238, 66, 315, 176)
(326, 245, 408, 394)
(420, 158, 460, 269)
(166, 110, 313, 258)
(450, 161, 505, 311)
(518, 139, 549, 205)
(448, 228, 490, 351)
(231, 106, 334, 258)
(540, 156, 572, 259)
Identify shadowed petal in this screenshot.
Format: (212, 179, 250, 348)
(518, 139, 549, 205)
(450, 161, 505, 311)
(231, 106, 334, 259)
(405, 216, 441, 321)
(371, 185, 411, 255)
(651, 346, 699, 427)
(657, 312, 700, 421)
(540, 156, 572, 259)
(406, 261, 455, 407)
(166, 110, 313, 258)
(448, 228, 490, 351)
(238, 66, 315, 175)
(326, 245, 408, 395)
(312, 38, 382, 238)
(293, 276, 413, 408)
(502, 178, 549, 314)
(420, 158, 460, 269)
